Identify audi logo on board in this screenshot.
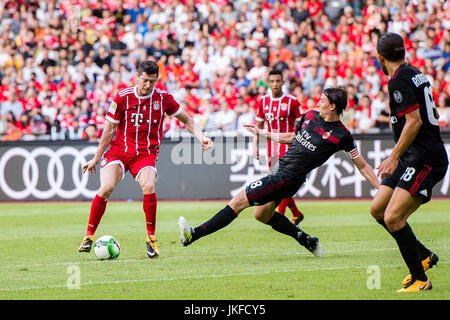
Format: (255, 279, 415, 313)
(0, 146, 98, 200)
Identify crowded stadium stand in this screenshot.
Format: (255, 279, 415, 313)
(0, 0, 449, 142)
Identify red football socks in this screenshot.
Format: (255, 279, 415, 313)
(278, 198, 289, 215)
(143, 193, 157, 236)
(278, 197, 301, 218)
(86, 194, 107, 236)
(286, 197, 302, 218)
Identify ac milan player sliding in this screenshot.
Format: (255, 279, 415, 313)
(254, 69, 304, 225)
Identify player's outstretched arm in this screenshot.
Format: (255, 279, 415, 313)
(176, 110, 213, 151)
(352, 155, 380, 189)
(244, 124, 295, 144)
(82, 120, 118, 175)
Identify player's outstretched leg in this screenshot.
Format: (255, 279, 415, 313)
(265, 211, 321, 257)
(178, 205, 238, 246)
(254, 202, 322, 257)
(178, 190, 251, 246)
(178, 216, 195, 246)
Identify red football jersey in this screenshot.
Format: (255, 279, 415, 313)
(106, 86, 182, 155)
(255, 92, 302, 162)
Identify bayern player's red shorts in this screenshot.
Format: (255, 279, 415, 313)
(100, 148, 158, 181)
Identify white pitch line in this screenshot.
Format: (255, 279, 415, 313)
(0, 246, 409, 269)
(2, 245, 448, 269)
(1, 254, 448, 292)
(0, 262, 426, 292)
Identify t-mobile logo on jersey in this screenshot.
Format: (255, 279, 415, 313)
(131, 113, 144, 127)
(265, 112, 274, 121)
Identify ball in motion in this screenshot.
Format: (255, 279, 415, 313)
(94, 235, 120, 260)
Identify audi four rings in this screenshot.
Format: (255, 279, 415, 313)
(0, 146, 98, 200)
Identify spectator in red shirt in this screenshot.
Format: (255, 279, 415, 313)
(18, 113, 33, 135)
(307, 0, 324, 18)
(184, 85, 202, 116)
(178, 61, 199, 89)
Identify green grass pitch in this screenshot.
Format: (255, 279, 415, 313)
(0, 199, 448, 300)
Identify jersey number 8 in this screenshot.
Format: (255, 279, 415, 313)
(250, 181, 263, 189)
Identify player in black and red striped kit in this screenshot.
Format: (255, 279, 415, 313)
(254, 69, 304, 224)
(370, 33, 448, 292)
(178, 87, 380, 256)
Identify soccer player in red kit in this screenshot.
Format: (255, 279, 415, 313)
(78, 60, 213, 258)
(253, 69, 304, 224)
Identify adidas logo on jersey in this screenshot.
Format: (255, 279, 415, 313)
(419, 189, 428, 197)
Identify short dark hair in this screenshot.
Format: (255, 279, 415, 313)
(377, 32, 405, 62)
(323, 86, 348, 116)
(136, 60, 159, 76)
(268, 69, 283, 78)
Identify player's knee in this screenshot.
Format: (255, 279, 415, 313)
(383, 214, 404, 232)
(253, 210, 265, 222)
(369, 203, 384, 221)
(98, 184, 115, 199)
(253, 210, 272, 224)
(140, 182, 155, 194)
(228, 190, 249, 214)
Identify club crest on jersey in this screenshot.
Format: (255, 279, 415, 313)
(390, 115, 398, 124)
(281, 103, 288, 111)
(322, 131, 332, 139)
(108, 101, 117, 115)
(153, 101, 160, 110)
(393, 90, 403, 103)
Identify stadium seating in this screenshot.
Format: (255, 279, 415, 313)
(0, 0, 448, 142)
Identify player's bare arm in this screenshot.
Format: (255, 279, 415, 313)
(252, 121, 264, 160)
(176, 110, 213, 151)
(352, 154, 380, 189)
(83, 120, 118, 175)
(377, 108, 422, 179)
(244, 124, 295, 144)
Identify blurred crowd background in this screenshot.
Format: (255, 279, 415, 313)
(0, 0, 449, 142)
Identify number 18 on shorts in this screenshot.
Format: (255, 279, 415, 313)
(388, 162, 448, 204)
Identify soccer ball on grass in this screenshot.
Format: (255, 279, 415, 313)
(94, 235, 120, 260)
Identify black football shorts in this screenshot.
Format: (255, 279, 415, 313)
(381, 161, 448, 203)
(245, 172, 305, 207)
